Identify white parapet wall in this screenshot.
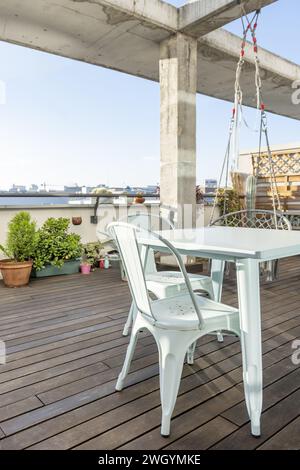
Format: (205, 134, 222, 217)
(0, 204, 99, 247)
(0, 202, 215, 249)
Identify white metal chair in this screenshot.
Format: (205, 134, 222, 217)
(108, 222, 242, 437)
(210, 209, 291, 282)
(111, 213, 217, 338)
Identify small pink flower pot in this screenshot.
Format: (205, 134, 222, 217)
(99, 259, 105, 269)
(80, 264, 91, 275)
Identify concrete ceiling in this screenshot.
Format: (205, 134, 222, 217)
(179, 0, 278, 36)
(0, 0, 298, 120)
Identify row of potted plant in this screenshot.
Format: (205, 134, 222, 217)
(0, 212, 103, 288)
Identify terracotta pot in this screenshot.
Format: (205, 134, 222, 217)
(72, 217, 82, 226)
(134, 197, 145, 204)
(80, 264, 91, 275)
(0, 259, 33, 287)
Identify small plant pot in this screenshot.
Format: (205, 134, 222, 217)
(134, 197, 145, 204)
(0, 259, 33, 287)
(72, 217, 82, 226)
(99, 259, 105, 269)
(80, 264, 91, 275)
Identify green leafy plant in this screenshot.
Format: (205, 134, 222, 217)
(0, 211, 37, 262)
(92, 188, 113, 196)
(33, 218, 82, 270)
(81, 242, 103, 267)
(196, 185, 204, 204)
(217, 188, 241, 215)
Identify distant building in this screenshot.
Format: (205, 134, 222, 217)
(9, 184, 26, 193)
(144, 185, 158, 194)
(64, 184, 82, 193)
(29, 184, 39, 192)
(110, 187, 125, 195)
(205, 179, 217, 190)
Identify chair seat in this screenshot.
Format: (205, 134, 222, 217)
(146, 271, 213, 298)
(149, 293, 240, 332)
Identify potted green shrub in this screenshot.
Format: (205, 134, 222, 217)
(81, 242, 103, 274)
(0, 211, 37, 287)
(32, 217, 82, 277)
(134, 192, 145, 204)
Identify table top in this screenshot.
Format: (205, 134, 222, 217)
(140, 227, 300, 261)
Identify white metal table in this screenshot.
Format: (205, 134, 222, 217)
(140, 226, 300, 435)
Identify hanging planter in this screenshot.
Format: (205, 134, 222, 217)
(72, 217, 82, 226)
(134, 192, 145, 204)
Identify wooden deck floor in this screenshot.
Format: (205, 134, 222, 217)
(0, 259, 300, 450)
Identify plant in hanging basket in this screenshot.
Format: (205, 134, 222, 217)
(72, 217, 82, 226)
(92, 188, 113, 204)
(0, 211, 37, 287)
(196, 186, 204, 204)
(134, 192, 145, 204)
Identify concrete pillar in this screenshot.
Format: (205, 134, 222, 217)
(159, 33, 197, 228)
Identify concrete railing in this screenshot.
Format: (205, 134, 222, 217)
(0, 201, 217, 247)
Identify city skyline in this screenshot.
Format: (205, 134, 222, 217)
(0, 0, 299, 190)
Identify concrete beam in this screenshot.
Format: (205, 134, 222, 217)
(96, 0, 178, 31)
(198, 29, 300, 120)
(179, 0, 278, 37)
(0, 0, 177, 82)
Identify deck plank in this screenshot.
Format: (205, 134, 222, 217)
(257, 417, 300, 450)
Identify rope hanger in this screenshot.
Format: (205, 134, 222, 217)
(210, 5, 282, 225)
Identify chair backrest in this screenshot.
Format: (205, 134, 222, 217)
(107, 222, 204, 328)
(210, 209, 291, 231)
(127, 213, 174, 274)
(127, 212, 175, 231)
(96, 213, 174, 244)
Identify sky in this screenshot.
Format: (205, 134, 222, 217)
(0, 0, 299, 190)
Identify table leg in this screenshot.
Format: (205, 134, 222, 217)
(211, 259, 225, 302)
(236, 258, 263, 436)
(211, 259, 225, 342)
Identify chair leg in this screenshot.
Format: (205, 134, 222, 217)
(273, 259, 279, 279)
(122, 302, 135, 337)
(186, 341, 197, 365)
(265, 259, 278, 282)
(156, 330, 195, 436)
(217, 331, 224, 342)
(119, 260, 127, 281)
(116, 316, 141, 391)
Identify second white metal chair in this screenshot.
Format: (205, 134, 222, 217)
(120, 213, 217, 337)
